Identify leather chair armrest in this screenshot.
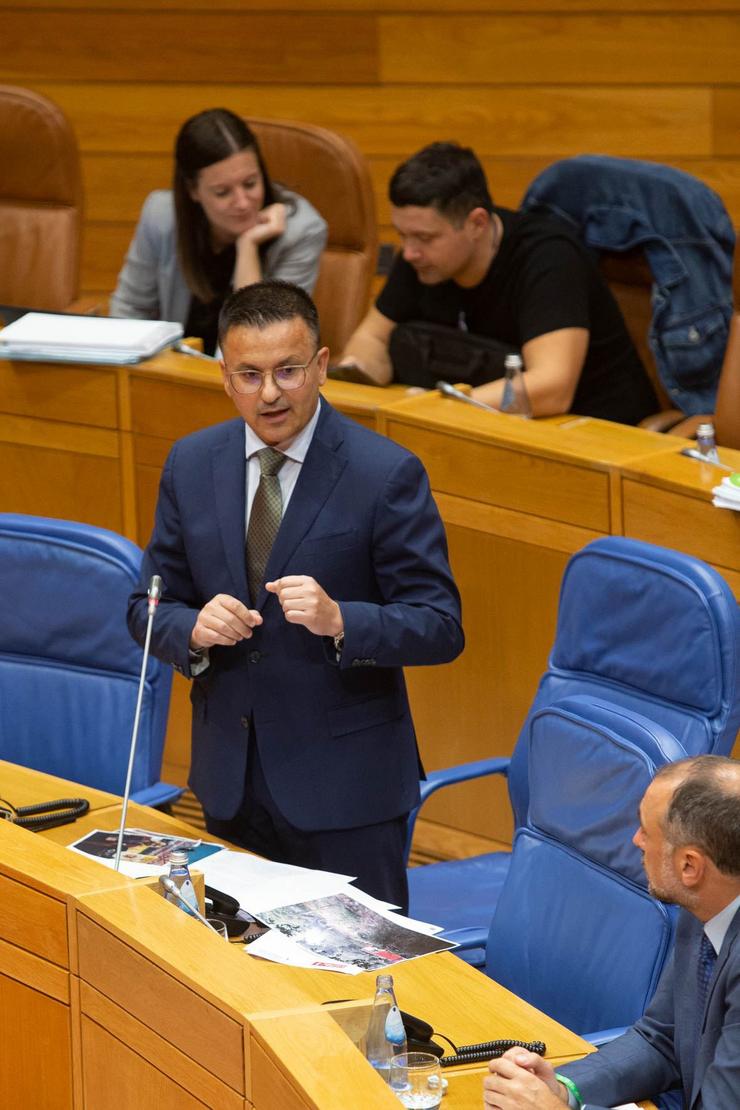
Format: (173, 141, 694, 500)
(66, 295, 102, 315)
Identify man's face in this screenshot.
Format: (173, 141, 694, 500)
(633, 775, 684, 904)
(391, 204, 483, 285)
(220, 317, 328, 447)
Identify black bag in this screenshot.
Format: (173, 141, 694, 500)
(388, 320, 519, 389)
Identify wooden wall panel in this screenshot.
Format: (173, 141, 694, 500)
(11, 0, 740, 11)
(2, 0, 734, 304)
(2, 13, 377, 84)
(28, 82, 712, 158)
(381, 15, 740, 85)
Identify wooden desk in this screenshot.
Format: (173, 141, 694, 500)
(620, 443, 740, 598)
(0, 761, 658, 1110)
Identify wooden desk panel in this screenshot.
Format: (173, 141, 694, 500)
(620, 446, 740, 595)
(0, 360, 119, 428)
(0, 973, 73, 1110)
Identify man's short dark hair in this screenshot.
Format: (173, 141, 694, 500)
(656, 755, 740, 877)
(389, 142, 494, 224)
(218, 280, 320, 346)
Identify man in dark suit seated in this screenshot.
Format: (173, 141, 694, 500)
(483, 754, 740, 1110)
(128, 280, 463, 914)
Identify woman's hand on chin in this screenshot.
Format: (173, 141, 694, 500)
(239, 202, 287, 247)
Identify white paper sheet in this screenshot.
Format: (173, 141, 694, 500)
(197, 849, 355, 913)
(246, 929, 362, 974)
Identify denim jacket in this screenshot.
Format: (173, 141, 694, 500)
(521, 155, 735, 414)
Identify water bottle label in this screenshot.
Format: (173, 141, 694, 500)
(385, 1004, 406, 1046)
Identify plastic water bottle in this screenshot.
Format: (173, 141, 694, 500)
(366, 973, 408, 1082)
(500, 354, 532, 418)
(696, 422, 720, 464)
(163, 849, 198, 917)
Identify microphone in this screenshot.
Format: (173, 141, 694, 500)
(436, 380, 497, 411)
(147, 574, 163, 616)
(113, 574, 163, 871)
(160, 877, 227, 938)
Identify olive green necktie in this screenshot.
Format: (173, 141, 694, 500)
(246, 447, 286, 603)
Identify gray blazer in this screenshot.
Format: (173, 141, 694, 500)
(561, 906, 740, 1110)
(109, 189, 327, 323)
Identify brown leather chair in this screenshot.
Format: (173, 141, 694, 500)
(0, 86, 82, 311)
(248, 117, 377, 355)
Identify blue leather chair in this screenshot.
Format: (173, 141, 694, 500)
(0, 513, 180, 807)
(485, 694, 685, 1039)
(407, 536, 740, 961)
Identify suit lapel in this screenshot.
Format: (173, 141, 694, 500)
(689, 907, 740, 1109)
(262, 403, 347, 594)
(211, 421, 249, 601)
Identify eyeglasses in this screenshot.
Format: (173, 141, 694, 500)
(228, 350, 319, 395)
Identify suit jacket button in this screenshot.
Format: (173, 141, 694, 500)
(248, 650, 262, 663)
(240, 716, 250, 730)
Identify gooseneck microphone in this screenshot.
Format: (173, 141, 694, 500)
(113, 575, 163, 871)
(436, 380, 497, 411)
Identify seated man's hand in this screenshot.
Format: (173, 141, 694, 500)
(483, 1048, 566, 1108)
(266, 575, 343, 638)
(190, 594, 263, 649)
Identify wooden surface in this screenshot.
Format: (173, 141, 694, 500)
(0, 2, 739, 308)
(0, 761, 659, 1110)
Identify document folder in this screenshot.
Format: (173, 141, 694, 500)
(0, 312, 184, 364)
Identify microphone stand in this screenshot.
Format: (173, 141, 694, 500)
(113, 575, 162, 871)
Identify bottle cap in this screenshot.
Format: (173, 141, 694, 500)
(168, 849, 189, 866)
(697, 422, 715, 437)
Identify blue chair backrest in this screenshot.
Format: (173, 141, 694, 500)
(509, 537, 740, 828)
(0, 513, 172, 796)
(486, 695, 684, 1034)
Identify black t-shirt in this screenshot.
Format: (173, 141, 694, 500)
(184, 243, 236, 356)
(376, 207, 658, 425)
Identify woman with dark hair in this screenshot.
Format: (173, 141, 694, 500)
(110, 108, 327, 354)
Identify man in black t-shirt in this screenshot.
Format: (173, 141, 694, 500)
(338, 142, 658, 424)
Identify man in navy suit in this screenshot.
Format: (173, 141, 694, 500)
(483, 755, 740, 1110)
(128, 280, 463, 911)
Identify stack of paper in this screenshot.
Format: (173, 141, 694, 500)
(0, 312, 183, 364)
(712, 475, 740, 511)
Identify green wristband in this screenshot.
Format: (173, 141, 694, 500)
(555, 1074, 584, 1109)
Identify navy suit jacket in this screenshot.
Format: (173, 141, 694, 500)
(561, 906, 740, 1109)
(128, 399, 463, 831)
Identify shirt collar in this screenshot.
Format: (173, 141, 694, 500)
(704, 892, 740, 955)
(243, 397, 322, 463)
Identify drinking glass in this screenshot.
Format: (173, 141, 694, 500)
(205, 917, 229, 940)
(389, 1052, 444, 1109)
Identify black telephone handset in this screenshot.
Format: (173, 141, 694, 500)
(400, 1010, 444, 1057)
(204, 884, 269, 943)
(0, 796, 90, 832)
